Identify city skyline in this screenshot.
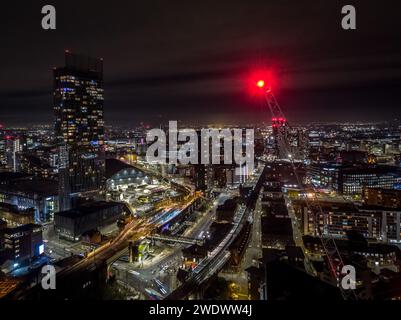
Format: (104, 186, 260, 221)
(2, 1, 401, 306)
(1, 0, 401, 126)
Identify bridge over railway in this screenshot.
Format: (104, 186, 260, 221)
(147, 234, 204, 246)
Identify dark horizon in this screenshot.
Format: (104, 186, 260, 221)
(1, 0, 401, 126)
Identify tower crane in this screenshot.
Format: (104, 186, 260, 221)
(256, 79, 358, 300)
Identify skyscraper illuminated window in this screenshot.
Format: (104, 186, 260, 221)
(54, 51, 104, 147)
(54, 52, 105, 209)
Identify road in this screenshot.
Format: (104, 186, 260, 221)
(57, 218, 150, 279)
(284, 194, 317, 276)
(244, 192, 263, 267)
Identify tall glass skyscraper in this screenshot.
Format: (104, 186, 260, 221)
(54, 51, 105, 210)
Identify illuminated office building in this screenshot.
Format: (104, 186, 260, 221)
(308, 164, 400, 197)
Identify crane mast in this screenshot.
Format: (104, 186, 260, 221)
(259, 81, 357, 300)
(264, 90, 289, 159)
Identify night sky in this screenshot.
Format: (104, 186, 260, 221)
(1, 0, 401, 126)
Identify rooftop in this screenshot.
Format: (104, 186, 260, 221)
(0, 177, 58, 197)
(3, 223, 42, 234)
(55, 201, 122, 219)
(105, 158, 136, 179)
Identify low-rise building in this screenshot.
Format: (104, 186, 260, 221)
(0, 174, 58, 224)
(216, 198, 237, 223)
(0, 203, 35, 227)
(294, 199, 401, 244)
(54, 201, 125, 241)
(363, 187, 401, 209)
(308, 164, 400, 197)
(1, 223, 43, 266)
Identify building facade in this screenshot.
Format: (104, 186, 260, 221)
(294, 200, 401, 244)
(54, 201, 124, 241)
(54, 52, 106, 210)
(308, 164, 400, 197)
(1, 224, 43, 265)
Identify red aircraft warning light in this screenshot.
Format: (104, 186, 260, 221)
(248, 70, 275, 96)
(255, 79, 272, 93)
